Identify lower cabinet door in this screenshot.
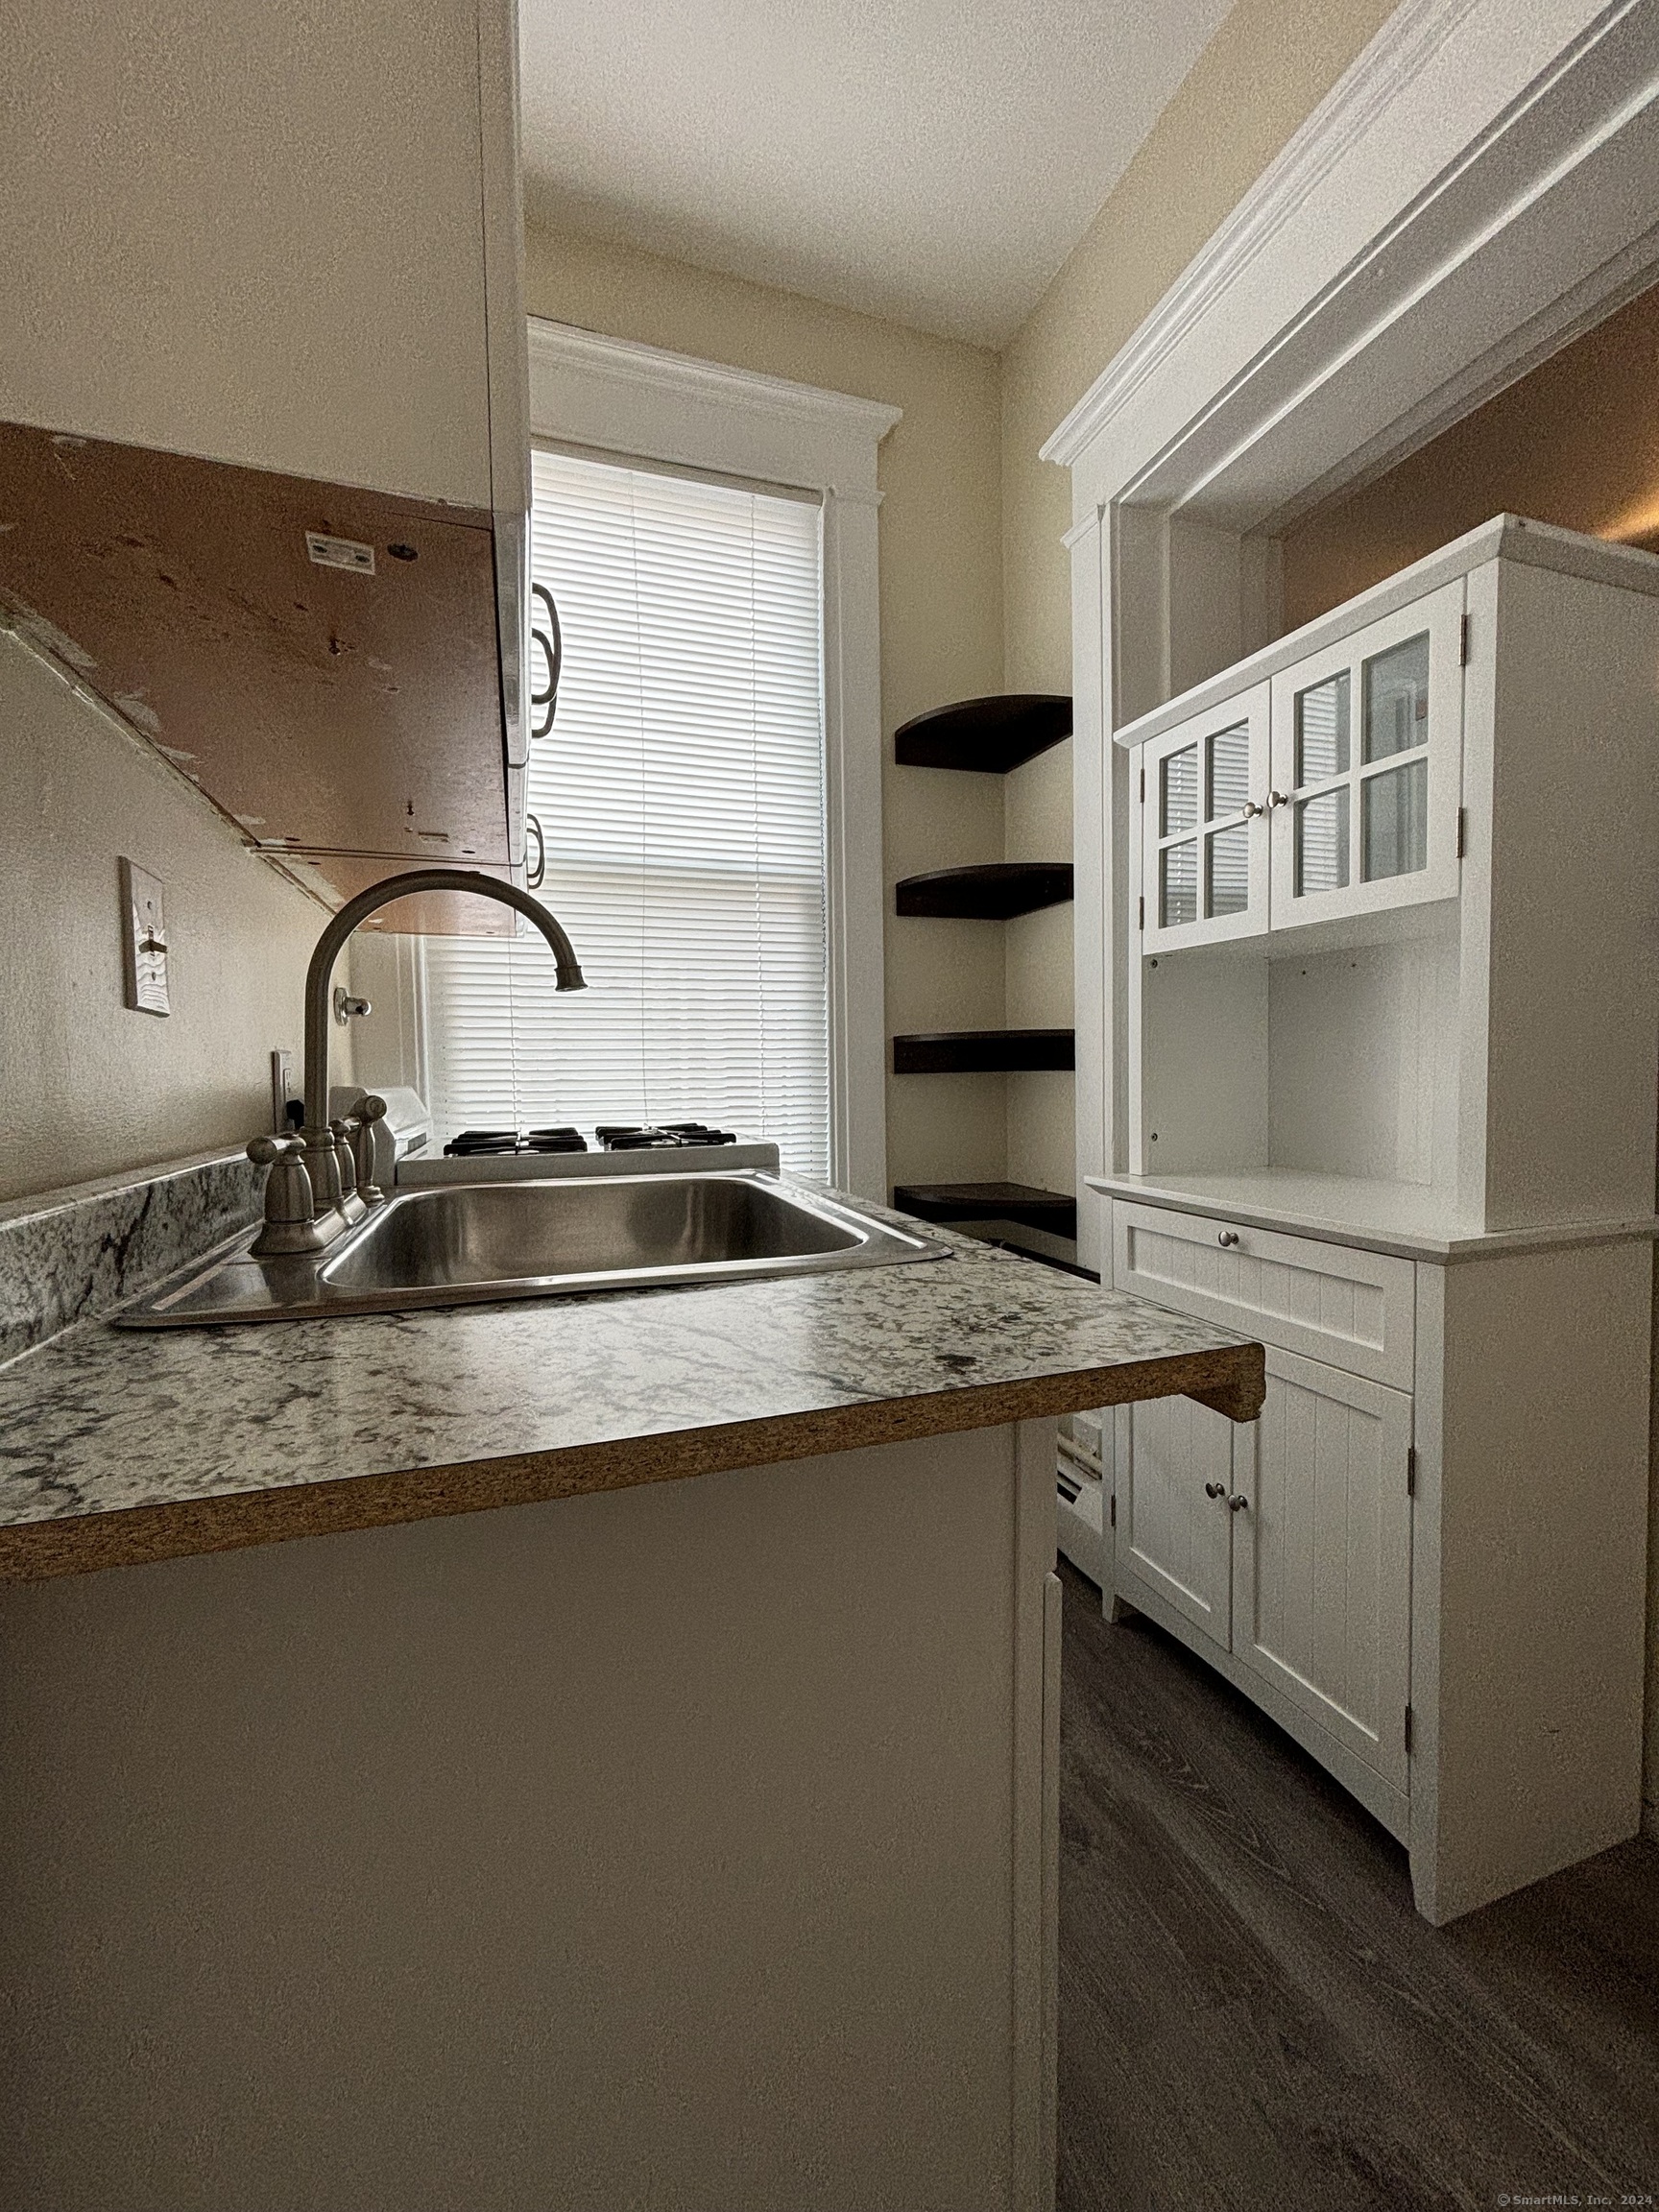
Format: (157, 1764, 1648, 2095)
(1117, 1392, 1236, 1652)
(1231, 1346, 1412, 1793)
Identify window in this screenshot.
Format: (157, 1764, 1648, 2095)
(422, 447, 831, 1177)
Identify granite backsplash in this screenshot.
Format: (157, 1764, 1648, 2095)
(0, 1150, 261, 1365)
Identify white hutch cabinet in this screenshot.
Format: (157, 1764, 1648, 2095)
(1094, 517, 1659, 1923)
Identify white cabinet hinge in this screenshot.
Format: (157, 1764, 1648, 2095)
(1455, 807, 1468, 859)
(1137, 895, 1144, 931)
(1460, 612, 1472, 665)
(1139, 766, 1145, 805)
(1407, 1445, 1416, 1497)
(1404, 1703, 1414, 1755)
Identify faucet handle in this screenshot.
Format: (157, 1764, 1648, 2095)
(248, 1134, 325, 1256)
(329, 1118, 368, 1223)
(299, 1122, 344, 1212)
(349, 1095, 389, 1208)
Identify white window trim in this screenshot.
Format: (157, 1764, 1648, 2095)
(524, 317, 900, 1202)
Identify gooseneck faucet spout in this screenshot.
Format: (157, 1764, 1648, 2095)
(301, 869, 585, 1135)
(248, 870, 585, 1259)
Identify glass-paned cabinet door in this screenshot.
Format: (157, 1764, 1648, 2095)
(1138, 683, 1270, 952)
(1267, 579, 1464, 930)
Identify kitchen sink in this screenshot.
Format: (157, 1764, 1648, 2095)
(114, 1170, 950, 1329)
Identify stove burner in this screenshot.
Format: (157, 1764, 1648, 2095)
(444, 1126, 589, 1158)
(443, 1122, 737, 1158)
(595, 1122, 737, 1151)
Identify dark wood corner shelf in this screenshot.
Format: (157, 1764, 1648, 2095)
(895, 862, 1073, 920)
(894, 694, 1072, 774)
(891, 1029, 1075, 1074)
(893, 1182, 1079, 1238)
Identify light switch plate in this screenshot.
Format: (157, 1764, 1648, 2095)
(120, 857, 170, 1017)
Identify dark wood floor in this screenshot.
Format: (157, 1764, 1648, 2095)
(1055, 1561, 1659, 2212)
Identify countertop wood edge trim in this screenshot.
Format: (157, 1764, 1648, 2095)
(0, 1342, 1264, 1583)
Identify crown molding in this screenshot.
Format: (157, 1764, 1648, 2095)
(1040, 0, 1648, 481)
(526, 319, 901, 493)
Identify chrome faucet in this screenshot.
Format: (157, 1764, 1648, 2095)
(248, 868, 586, 1257)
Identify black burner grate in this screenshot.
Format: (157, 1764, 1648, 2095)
(442, 1122, 738, 1158)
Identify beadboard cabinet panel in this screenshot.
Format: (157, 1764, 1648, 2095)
(1117, 1391, 1234, 1652)
(1233, 1350, 1412, 1796)
(1113, 1200, 1415, 1388)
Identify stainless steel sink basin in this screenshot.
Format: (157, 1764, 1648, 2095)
(114, 1171, 950, 1328)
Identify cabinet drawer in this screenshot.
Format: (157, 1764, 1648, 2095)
(1112, 1201, 1414, 1388)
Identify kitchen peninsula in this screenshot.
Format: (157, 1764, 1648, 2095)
(0, 1192, 1262, 2212)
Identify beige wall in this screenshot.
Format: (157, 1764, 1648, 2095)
(997, 0, 1401, 1197)
(1281, 276, 1659, 627)
(0, 631, 320, 1203)
(521, 223, 1008, 1193)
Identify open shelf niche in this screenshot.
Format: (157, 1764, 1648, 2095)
(895, 862, 1072, 920)
(1128, 904, 1466, 1237)
(892, 1184, 1079, 1239)
(890, 690, 1078, 1261)
(894, 693, 1071, 773)
(892, 1029, 1075, 1075)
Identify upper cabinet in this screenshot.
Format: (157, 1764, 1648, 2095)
(1, 0, 522, 514)
(1266, 581, 1464, 931)
(0, 0, 530, 933)
(1141, 685, 1269, 952)
(1115, 517, 1659, 1236)
(1139, 581, 1464, 952)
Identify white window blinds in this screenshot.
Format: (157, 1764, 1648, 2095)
(421, 447, 830, 1177)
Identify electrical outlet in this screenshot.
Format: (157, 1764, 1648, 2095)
(271, 1047, 301, 1133)
(120, 857, 170, 1016)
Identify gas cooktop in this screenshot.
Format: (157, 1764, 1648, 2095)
(444, 1121, 739, 1159)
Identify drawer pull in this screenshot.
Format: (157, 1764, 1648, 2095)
(1216, 1230, 1240, 1248)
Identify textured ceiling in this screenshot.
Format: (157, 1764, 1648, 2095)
(519, 0, 1235, 349)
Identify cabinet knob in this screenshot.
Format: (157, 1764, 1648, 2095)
(1216, 1230, 1240, 1248)
(1227, 1492, 1250, 1512)
(1204, 1481, 1226, 1500)
(1267, 788, 1290, 808)
(1241, 800, 1264, 820)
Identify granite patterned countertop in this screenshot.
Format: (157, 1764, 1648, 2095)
(0, 1201, 1263, 1582)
